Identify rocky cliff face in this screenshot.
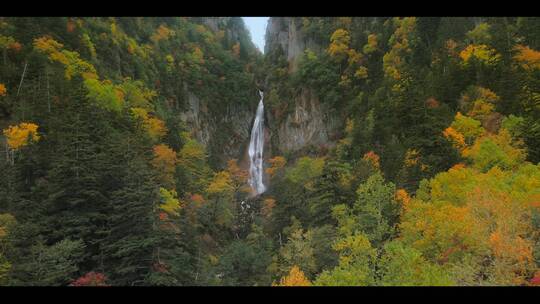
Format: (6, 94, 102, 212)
(265, 17, 323, 73)
(180, 17, 343, 165)
(202, 17, 251, 48)
(265, 17, 343, 156)
(187, 17, 487, 163)
(267, 88, 341, 155)
(178, 84, 257, 167)
(177, 18, 258, 166)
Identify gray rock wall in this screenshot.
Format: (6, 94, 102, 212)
(265, 17, 323, 73)
(265, 18, 342, 155)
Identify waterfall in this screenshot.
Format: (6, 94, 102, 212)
(248, 90, 266, 195)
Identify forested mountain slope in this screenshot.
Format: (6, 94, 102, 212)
(0, 17, 262, 285)
(1, 17, 540, 286)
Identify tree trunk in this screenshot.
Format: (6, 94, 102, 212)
(76, 114, 80, 180)
(47, 72, 51, 113)
(17, 61, 28, 97)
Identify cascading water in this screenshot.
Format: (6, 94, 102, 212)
(248, 90, 266, 195)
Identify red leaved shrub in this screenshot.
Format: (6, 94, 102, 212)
(70, 272, 109, 286)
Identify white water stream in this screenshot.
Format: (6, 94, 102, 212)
(248, 90, 266, 195)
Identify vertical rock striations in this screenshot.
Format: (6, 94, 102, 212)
(265, 17, 342, 156)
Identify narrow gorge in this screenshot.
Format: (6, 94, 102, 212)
(1, 16, 539, 286)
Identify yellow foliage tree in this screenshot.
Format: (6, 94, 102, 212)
(226, 159, 250, 194)
(81, 33, 96, 58)
(443, 127, 466, 151)
(0, 83, 6, 96)
(327, 29, 351, 61)
(462, 129, 526, 172)
(467, 99, 495, 121)
(327, 28, 369, 81)
(131, 107, 167, 142)
(33, 36, 66, 62)
(84, 78, 124, 112)
(206, 171, 235, 227)
(362, 151, 380, 169)
(0, 35, 21, 64)
(513, 44, 540, 70)
(400, 197, 477, 262)
(383, 17, 416, 80)
(151, 24, 175, 43)
(3, 122, 40, 150)
(459, 44, 501, 67)
(266, 156, 286, 178)
(448, 112, 485, 146)
(468, 174, 537, 284)
(395, 189, 411, 212)
(404, 149, 420, 167)
(459, 86, 499, 116)
(273, 266, 312, 286)
(119, 78, 156, 110)
(206, 171, 234, 198)
(146, 117, 167, 141)
(363, 34, 378, 54)
(151, 144, 177, 189)
(159, 188, 182, 217)
(400, 130, 540, 285)
(176, 137, 212, 194)
(354, 66, 368, 79)
(33, 36, 98, 80)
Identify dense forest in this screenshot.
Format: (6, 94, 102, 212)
(0, 16, 540, 286)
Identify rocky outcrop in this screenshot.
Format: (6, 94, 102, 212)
(181, 17, 490, 163)
(180, 17, 344, 163)
(268, 88, 341, 154)
(178, 83, 256, 165)
(201, 17, 231, 32)
(201, 17, 249, 48)
(178, 85, 211, 146)
(176, 18, 258, 166)
(265, 17, 323, 73)
(265, 18, 342, 155)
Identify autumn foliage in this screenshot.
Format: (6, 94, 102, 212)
(2, 16, 540, 287)
(3, 122, 40, 150)
(151, 144, 177, 188)
(530, 271, 540, 286)
(70, 272, 108, 286)
(327, 29, 351, 61)
(131, 107, 167, 141)
(274, 266, 311, 286)
(513, 44, 540, 70)
(383, 17, 416, 80)
(395, 189, 411, 211)
(150, 24, 175, 43)
(33, 36, 98, 80)
(266, 156, 286, 177)
(362, 151, 380, 169)
(443, 127, 466, 150)
(459, 44, 501, 66)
